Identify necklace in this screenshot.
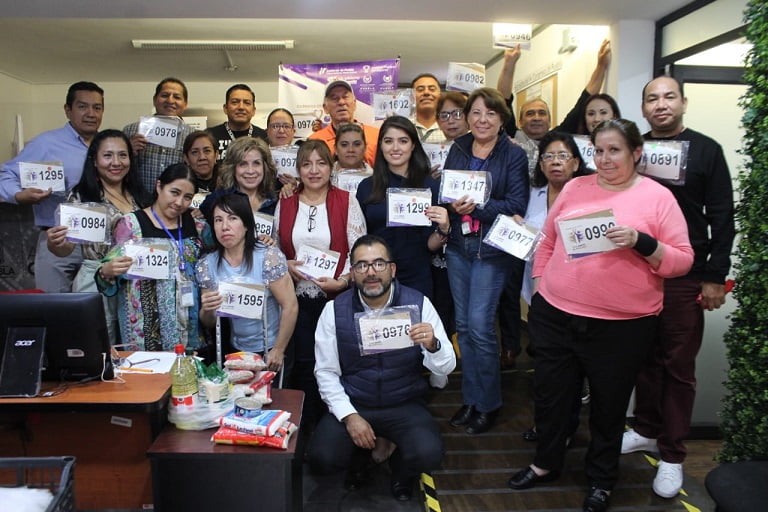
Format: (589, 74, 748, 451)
(225, 122, 253, 141)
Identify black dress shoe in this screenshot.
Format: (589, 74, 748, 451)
(583, 486, 610, 512)
(507, 466, 560, 490)
(390, 477, 415, 501)
(465, 408, 499, 434)
(522, 426, 538, 442)
(449, 405, 475, 427)
(344, 468, 367, 491)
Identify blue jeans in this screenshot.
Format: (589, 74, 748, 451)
(446, 241, 512, 413)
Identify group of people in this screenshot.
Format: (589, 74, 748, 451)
(0, 40, 735, 510)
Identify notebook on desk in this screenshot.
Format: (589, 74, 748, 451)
(0, 326, 45, 398)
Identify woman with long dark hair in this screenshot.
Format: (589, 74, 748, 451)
(275, 140, 366, 429)
(199, 193, 297, 372)
(356, 116, 449, 298)
(97, 163, 212, 350)
(47, 129, 150, 343)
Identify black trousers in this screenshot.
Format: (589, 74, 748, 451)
(308, 401, 444, 481)
(287, 294, 329, 432)
(497, 256, 526, 354)
(529, 293, 656, 490)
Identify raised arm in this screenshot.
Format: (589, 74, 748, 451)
(497, 44, 521, 101)
(585, 39, 611, 95)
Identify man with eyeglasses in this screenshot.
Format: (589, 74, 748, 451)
(310, 235, 455, 502)
(308, 81, 380, 166)
(208, 84, 268, 162)
(411, 73, 446, 144)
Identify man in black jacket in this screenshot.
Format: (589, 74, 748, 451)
(622, 76, 736, 500)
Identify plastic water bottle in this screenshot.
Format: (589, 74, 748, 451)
(170, 343, 198, 412)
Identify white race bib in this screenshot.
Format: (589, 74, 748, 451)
(295, 245, 340, 280)
(358, 313, 414, 354)
(19, 161, 65, 192)
(640, 140, 688, 184)
(271, 147, 299, 179)
(333, 172, 370, 194)
(373, 90, 415, 120)
(124, 243, 172, 280)
(59, 203, 108, 243)
(422, 143, 452, 170)
(440, 170, 489, 205)
(253, 212, 274, 238)
(573, 135, 597, 171)
(386, 188, 432, 227)
(139, 116, 182, 149)
(492, 23, 533, 50)
(293, 113, 319, 140)
(217, 282, 265, 320)
(190, 192, 209, 210)
(483, 215, 539, 260)
(557, 209, 617, 258)
(446, 62, 486, 93)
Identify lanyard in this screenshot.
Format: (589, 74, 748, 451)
(225, 123, 253, 141)
(151, 207, 185, 272)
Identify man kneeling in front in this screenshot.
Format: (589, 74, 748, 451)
(309, 234, 456, 501)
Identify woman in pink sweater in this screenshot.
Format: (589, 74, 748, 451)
(507, 119, 693, 512)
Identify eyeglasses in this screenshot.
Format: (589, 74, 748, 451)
(269, 123, 293, 131)
(438, 109, 464, 121)
(307, 205, 317, 233)
(351, 259, 393, 274)
(541, 151, 573, 162)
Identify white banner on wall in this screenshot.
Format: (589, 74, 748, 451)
(278, 59, 400, 137)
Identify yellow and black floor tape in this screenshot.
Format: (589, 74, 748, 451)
(421, 472, 441, 512)
(641, 453, 703, 512)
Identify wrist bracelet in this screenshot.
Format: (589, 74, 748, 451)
(634, 232, 659, 257)
(337, 275, 349, 288)
(436, 225, 451, 237)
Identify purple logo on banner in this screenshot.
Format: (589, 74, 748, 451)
(278, 59, 400, 135)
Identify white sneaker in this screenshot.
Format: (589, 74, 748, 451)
(653, 461, 683, 498)
(429, 373, 448, 389)
(621, 429, 658, 454)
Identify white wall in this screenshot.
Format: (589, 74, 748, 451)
(685, 82, 746, 426)
(0, 76, 280, 162)
(486, 25, 609, 126)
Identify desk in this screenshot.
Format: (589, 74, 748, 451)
(148, 388, 304, 512)
(0, 373, 170, 510)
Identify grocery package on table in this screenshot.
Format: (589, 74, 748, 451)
(168, 350, 296, 448)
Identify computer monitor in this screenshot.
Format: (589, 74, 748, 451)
(0, 292, 114, 381)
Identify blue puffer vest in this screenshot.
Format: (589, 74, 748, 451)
(333, 281, 427, 408)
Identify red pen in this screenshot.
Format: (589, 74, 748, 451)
(696, 279, 735, 303)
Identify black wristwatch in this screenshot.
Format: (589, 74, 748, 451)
(427, 338, 441, 353)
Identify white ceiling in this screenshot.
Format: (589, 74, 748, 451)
(0, 0, 690, 85)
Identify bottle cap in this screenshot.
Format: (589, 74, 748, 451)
(174, 344, 185, 355)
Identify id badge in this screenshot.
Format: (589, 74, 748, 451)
(180, 279, 195, 308)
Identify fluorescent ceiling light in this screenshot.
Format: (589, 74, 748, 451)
(131, 40, 294, 50)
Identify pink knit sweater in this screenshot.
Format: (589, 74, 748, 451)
(532, 174, 693, 320)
